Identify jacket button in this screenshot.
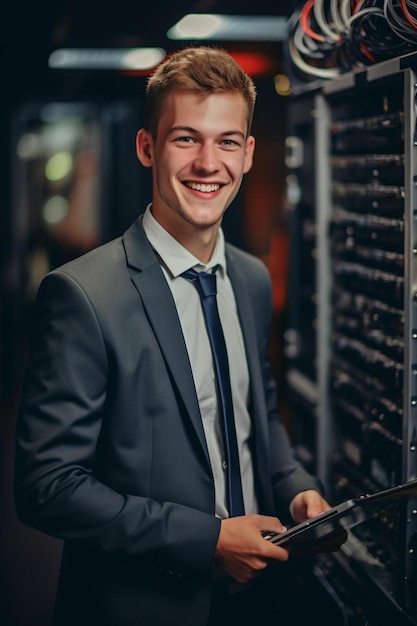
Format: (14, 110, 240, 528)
(222, 461, 228, 470)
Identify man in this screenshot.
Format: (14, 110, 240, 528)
(15, 47, 333, 626)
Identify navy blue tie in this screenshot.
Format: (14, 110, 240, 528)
(182, 267, 245, 517)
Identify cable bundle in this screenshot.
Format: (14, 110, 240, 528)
(285, 0, 417, 82)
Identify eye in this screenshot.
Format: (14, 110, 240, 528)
(175, 136, 196, 144)
(220, 138, 241, 149)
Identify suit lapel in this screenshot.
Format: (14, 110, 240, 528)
(123, 218, 210, 467)
(225, 249, 266, 419)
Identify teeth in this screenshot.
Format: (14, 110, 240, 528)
(185, 182, 220, 192)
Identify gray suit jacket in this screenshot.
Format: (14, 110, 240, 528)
(15, 215, 320, 626)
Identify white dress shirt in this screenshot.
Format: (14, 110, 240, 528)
(142, 205, 259, 518)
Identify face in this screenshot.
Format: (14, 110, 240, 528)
(136, 90, 255, 251)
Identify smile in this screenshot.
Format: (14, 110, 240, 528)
(185, 182, 220, 192)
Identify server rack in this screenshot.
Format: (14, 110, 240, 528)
(284, 91, 321, 476)
(285, 53, 417, 624)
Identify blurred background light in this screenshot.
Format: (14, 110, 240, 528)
(45, 151, 73, 181)
(274, 73, 291, 96)
(48, 48, 166, 70)
(17, 133, 42, 160)
(228, 51, 276, 76)
(167, 14, 288, 41)
(42, 196, 69, 224)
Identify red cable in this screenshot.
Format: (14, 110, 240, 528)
(300, 0, 326, 42)
(400, 0, 417, 29)
(353, 1, 364, 15)
(360, 42, 376, 62)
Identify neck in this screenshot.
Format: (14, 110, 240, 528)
(176, 232, 217, 264)
(150, 206, 221, 264)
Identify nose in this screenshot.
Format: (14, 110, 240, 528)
(193, 141, 220, 173)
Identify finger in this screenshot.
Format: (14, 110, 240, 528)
(255, 515, 287, 534)
(263, 541, 290, 562)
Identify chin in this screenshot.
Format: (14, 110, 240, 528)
(188, 205, 226, 223)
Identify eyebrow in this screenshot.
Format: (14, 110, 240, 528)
(168, 125, 246, 140)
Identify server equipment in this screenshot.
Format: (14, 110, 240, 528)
(285, 52, 417, 625)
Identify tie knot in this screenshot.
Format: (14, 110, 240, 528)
(182, 268, 217, 298)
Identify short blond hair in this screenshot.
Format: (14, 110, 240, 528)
(145, 46, 257, 138)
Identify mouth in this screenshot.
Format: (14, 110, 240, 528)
(184, 181, 221, 193)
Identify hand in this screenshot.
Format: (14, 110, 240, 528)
(214, 514, 289, 584)
(290, 489, 331, 523)
(290, 490, 348, 555)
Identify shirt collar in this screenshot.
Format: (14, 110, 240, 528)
(142, 204, 227, 278)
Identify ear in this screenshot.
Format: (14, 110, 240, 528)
(243, 135, 255, 174)
(136, 128, 154, 167)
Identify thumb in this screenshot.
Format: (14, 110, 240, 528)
(306, 494, 329, 519)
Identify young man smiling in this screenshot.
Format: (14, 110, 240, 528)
(15, 47, 333, 626)
(136, 90, 254, 262)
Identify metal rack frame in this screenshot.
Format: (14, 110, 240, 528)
(286, 52, 417, 623)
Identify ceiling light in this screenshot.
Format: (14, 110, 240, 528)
(48, 48, 166, 70)
(167, 14, 287, 41)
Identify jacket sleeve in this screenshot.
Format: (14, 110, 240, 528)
(253, 260, 322, 519)
(14, 270, 220, 579)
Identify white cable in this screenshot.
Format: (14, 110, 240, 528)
(384, 0, 417, 42)
(288, 37, 341, 79)
(286, 0, 414, 81)
(340, 0, 355, 27)
(294, 22, 324, 57)
(314, 0, 341, 41)
(330, 0, 347, 33)
(384, 0, 409, 36)
(345, 6, 385, 30)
